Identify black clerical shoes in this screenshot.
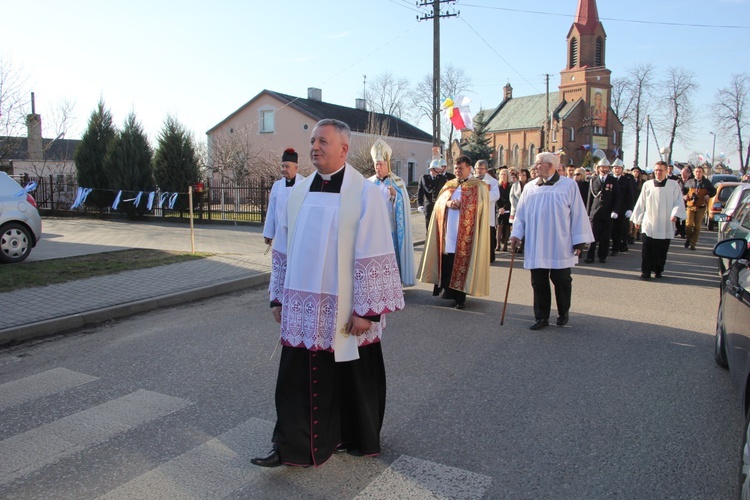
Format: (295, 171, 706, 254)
(529, 319, 549, 330)
(556, 314, 569, 326)
(584, 258, 594, 263)
(251, 448, 282, 468)
(455, 303, 465, 310)
(432, 285, 441, 296)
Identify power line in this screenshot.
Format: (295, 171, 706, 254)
(459, 16, 543, 94)
(459, 3, 750, 30)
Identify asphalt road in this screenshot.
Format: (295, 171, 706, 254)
(0, 219, 741, 498)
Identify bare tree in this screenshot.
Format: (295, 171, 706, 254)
(626, 63, 655, 167)
(656, 67, 698, 165)
(410, 64, 473, 164)
(610, 77, 634, 125)
(364, 73, 411, 119)
(0, 56, 29, 162)
(26, 98, 78, 179)
(346, 113, 409, 178)
(207, 126, 278, 182)
(713, 73, 750, 174)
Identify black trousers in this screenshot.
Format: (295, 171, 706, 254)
(641, 236, 671, 276)
(530, 268, 572, 321)
(489, 226, 496, 263)
(611, 215, 629, 252)
(424, 204, 435, 231)
(587, 218, 613, 260)
(272, 344, 386, 467)
(439, 253, 466, 305)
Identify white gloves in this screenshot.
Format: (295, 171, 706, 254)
(418, 206, 425, 213)
(611, 212, 618, 219)
(625, 210, 632, 218)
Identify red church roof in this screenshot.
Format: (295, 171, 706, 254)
(573, 0, 600, 35)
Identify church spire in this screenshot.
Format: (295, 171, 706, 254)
(574, 0, 601, 35)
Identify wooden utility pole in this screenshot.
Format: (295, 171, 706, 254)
(418, 0, 458, 154)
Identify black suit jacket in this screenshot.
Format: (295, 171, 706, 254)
(587, 174, 620, 220)
(417, 173, 455, 210)
(613, 175, 636, 214)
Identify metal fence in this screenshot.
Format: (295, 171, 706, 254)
(29, 174, 274, 225)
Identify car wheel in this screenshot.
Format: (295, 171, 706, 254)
(715, 299, 729, 368)
(0, 222, 33, 264)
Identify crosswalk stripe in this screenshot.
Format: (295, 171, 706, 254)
(0, 389, 190, 485)
(355, 455, 493, 499)
(98, 417, 274, 499)
(0, 367, 98, 412)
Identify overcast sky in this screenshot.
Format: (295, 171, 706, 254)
(2, 0, 749, 168)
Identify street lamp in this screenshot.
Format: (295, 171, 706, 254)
(709, 131, 717, 173)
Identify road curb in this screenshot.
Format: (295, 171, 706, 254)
(0, 272, 270, 347)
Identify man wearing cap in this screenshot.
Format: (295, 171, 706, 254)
(418, 155, 490, 310)
(630, 160, 686, 280)
(610, 158, 635, 255)
(263, 148, 304, 245)
(417, 158, 455, 231)
(253, 119, 404, 468)
(510, 152, 594, 330)
(474, 159, 500, 263)
(585, 158, 620, 264)
(367, 138, 415, 286)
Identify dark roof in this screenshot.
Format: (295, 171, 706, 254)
(208, 90, 433, 143)
(0, 136, 80, 161)
(484, 92, 559, 132)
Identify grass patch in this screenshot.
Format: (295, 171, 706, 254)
(0, 249, 212, 293)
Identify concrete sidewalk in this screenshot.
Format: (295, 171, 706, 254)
(1, 214, 428, 346)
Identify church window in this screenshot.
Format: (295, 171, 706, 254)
(497, 146, 504, 166)
(570, 38, 578, 69)
(551, 128, 558, 143)
(613, 130, 618, 145)
(569, 127, 575, 142)
(528, 144, 536, 166)
(512, 144, 519, 166)
(596, 37, 604, 66)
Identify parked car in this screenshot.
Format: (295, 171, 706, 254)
(713, 238, 750, 495)
(0, 172, 42, 263)
(710, 174, 740, 185)
(716, 184, 750, 234)
(716, 197, 750, 273)
(708, 182, 743, 230)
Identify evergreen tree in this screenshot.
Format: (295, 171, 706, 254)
(104, 112, 154, 217)
(153, 115, 201, 211)
(461, 111, 494, 167)
(74, 99, 116, 209)
(581, 151, 594, 170)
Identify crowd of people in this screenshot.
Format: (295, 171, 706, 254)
(254, 118, 723, 469)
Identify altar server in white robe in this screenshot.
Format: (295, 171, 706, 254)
(263, 147, 304, 245)
(253, 119, 405, 469)
(630, 160, 686, 280)
(367, 138, 415, 286)
(510, 152, 594, 330)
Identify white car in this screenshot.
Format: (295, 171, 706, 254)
(0, 172, 42, 263)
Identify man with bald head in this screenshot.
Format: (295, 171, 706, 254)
(510, 152, 593, 330)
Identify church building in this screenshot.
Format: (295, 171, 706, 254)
(478, 0, 623, 169)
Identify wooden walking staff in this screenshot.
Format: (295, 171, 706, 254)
(500, 245, 516, 326)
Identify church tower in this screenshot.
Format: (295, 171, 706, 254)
(559, 0, 615, 154)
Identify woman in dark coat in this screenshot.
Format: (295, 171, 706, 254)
(496, 168, 512, 251)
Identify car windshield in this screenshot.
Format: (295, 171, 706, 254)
(719, 186, 738, 202)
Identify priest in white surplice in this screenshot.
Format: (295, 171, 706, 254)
(262, 147, 304, 246)
(367, 137, 415, 286)
(630, 160, 686, 280)
(510, 152, 594, 330)
(252, 119, 405, 469)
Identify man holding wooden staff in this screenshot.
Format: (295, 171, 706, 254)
(509, 152, 593, 330)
